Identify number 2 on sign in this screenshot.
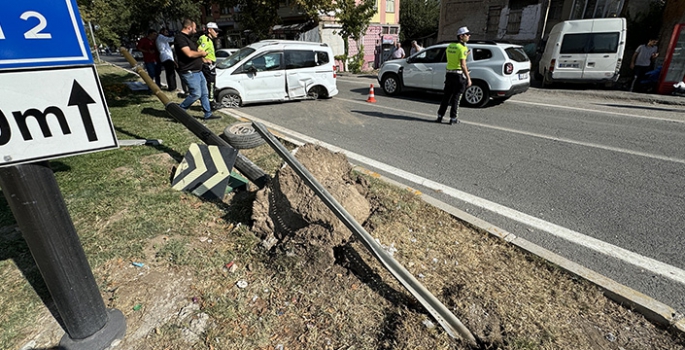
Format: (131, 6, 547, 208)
(0, 11, 52, 40)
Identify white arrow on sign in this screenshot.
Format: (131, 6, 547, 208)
(0, 65, 118, 167)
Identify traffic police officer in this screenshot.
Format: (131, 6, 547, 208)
(437, 26, 472, 125)
(198, 22, 221, 101)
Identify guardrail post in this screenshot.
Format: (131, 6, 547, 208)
(0, 162, 126, 349)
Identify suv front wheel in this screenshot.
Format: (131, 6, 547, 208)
(462, 81, 490, 108)
(381, 74, 402, 96)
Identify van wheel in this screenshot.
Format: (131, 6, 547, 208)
(221, 123, 266, 149)
(381, 74, 402, 95)
(462, 81, 490, 108)
(218, 89, 242, 108)
(307, 86, 327, 99)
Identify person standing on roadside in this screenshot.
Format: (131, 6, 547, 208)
(436, 26, 472, 125)
(198, 22, 221, 101)
(174, 19, 218, 120)
(410, 40, 423, 56)
(630, 38, 659, 92)
(392, 41, 405, 59)
(156, 27, 178, 92)
(137, 29, 161, 86)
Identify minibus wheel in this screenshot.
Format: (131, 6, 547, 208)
(221, 123, 266, 149)
(218, 89, 242, 108)
(307, 86, 327, 99)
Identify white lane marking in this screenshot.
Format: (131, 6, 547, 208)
(335, 77, 685, 123)
(230, 109, 685, 286)
(509, 100, 685, 124)
(335, 97, 685, 165)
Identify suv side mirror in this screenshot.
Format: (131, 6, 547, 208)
(247, 65, 258, 75)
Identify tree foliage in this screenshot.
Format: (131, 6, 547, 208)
(233, 0, 282, 41)
(290, 0, 335, 18)
(336, 0, 376, 57)
(399, 0, 440, 42)
(77, 0, 202, 47)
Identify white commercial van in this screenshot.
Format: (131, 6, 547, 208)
(214, 40, 338, 107)
(538, 18, 627, 86)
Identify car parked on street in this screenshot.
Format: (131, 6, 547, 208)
(377, 41, 531, 107)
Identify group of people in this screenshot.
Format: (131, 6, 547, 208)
(136, 19, 222, 120)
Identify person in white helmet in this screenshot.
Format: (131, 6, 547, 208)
(436, 26, 472, 125)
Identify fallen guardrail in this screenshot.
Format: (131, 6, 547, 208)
(253, 122, 478, 347)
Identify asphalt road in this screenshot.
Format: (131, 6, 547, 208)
(221, 76, 685, 314)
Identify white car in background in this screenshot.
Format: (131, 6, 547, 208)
(378, 41, 531, 107)
(215, 40, 338, 108)
(215, 48, 239, 62)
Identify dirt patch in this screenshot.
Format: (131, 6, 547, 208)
(7, 143, 685, 350)
(252, 144, 370, 272)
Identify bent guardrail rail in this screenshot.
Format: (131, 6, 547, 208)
(252, 122, 478, 346)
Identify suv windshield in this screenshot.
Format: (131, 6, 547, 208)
(505, 47, 529, 62)
(217, 47, 256, 69)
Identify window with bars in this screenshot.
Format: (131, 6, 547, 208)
(507, 10, 522, 34)
(487, 6, 501, 34)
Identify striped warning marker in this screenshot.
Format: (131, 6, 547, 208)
(171, 143, 239, 200)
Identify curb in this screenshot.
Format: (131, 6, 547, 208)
(223, 109, 685, 337)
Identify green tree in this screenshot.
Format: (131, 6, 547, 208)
(399, 0, 440, 42)
(233, 0, 282, 41)
(290, 0, 335, 18)
(336, 0, 376, 66)
(78, 0, 202, 47)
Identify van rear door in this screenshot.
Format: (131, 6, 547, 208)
(555, 33, 587, 80)
(582, 20, 625, 81)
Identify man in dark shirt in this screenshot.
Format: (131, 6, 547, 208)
(174, 19, 218, 120)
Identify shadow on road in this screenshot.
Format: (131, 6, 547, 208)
(350, 109, 435, 123)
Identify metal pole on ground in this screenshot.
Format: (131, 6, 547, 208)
(252, 122, 478, 347)
(118, 47, 269, 188)
(0, 162, 126, 350)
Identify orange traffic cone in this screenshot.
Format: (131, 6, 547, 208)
(366, 84, 377, 103)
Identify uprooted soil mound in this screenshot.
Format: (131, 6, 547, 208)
(252, 144, 371, 271)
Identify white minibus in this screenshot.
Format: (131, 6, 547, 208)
(214, 40, 338, 107)
(538, 18, 627, 86)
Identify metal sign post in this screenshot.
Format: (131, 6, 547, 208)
(0, 1, 125, 348)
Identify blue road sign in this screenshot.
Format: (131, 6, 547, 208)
(0, 0, 93, 70)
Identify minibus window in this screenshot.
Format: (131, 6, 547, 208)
(316, 51, 330, 65)
(588, 32, 619, 53)
(560, 33, 589, 54)
(560, 32, 620, 54)
(217, 47, 256, 69)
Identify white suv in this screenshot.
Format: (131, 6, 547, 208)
(377, 41, 531, 107)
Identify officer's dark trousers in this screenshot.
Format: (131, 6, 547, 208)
(438, 72, 467, 120)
